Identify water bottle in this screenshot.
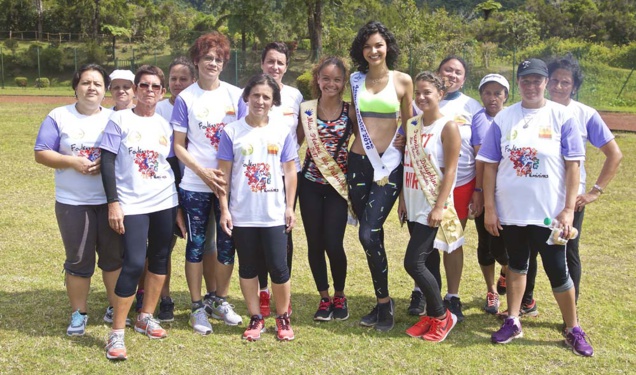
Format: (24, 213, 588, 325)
(544, 217, 578, 245)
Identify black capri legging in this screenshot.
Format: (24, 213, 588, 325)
(523, 209, 584, 303)
(299, 175, 348, 293)
(347, 152, 402, 299)
(234, 226, 290, 285)
(405, 221, 446, 317)
(114, 206, 177, 298)
(474, 212, 508, 267)
(501, 225, 573, 293)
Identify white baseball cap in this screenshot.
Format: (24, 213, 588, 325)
(109, 69, 135, 84)
(479, 73, 510, 91)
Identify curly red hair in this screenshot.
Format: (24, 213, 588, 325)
(189, 32, 231, 66)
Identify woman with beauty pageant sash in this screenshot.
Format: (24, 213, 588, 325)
(348, 20, 413, 332)
(399, 71, 462, 343)
(297, 56, 354, 322)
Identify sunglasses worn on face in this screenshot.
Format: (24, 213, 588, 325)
(138, 82, 162, 91)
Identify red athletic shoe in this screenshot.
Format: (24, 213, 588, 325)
(134, 314, 167, 339)
(406, 316, 433, 338)
(259, 291, 271, 318)
(275, 313, 295, 341)
(242, 315, 265, 341)
(422, 310, 457, 343)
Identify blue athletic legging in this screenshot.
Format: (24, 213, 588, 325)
(115, 206, 177, 298)
(347, 152, 402, 299)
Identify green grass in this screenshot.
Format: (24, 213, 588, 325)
(1, 100, 635, 374)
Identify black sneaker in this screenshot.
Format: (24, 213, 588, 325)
(445, 297, 464, 323)
(158, 297, 175, 322)
(496, 271, 507, 296)
(313, 298, 333, 321)
(332, 295, 349, 321)
(375, 298, 395, 332)
(408, 291, 426, 316)
(359, 304, 379, 327)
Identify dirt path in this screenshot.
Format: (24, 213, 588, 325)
(1, 95, 634, 132)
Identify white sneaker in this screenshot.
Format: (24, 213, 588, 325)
(103, 306, 132, 327)
(212, 300, 243, 326)
(203, 294, 216, 317)
(67, 309, 87, 336)
(189, 307, 212, 335)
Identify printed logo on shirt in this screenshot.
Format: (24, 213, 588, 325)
(195, 107, 210, 119)
(200, 122, 226, 151)
(505, 145, 547, 178)
(241, 144, 254, 156)
(73, 145, 101, 162)
(243, 160, 278, 192)
(129, 148, 164, 179)
(159, 135, 168, 147)
(68, 128, 85, 140)
(538, 126, 552, 139)
(225, 106, 236, 116)
(267, 143, 279, 155)
(282, 107, 295, 116)
(505, 129, 518, 141)
(453, 113, 470, 125)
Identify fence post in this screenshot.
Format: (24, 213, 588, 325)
(511, 46, 516, 102)
(234, 50, 238, 86)
(37, 46, 41, 89)
(1, 47, 4, 89)
(132, 47, 135, 71)
(74, 47, 77, 72)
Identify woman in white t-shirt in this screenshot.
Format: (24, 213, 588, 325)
(477, 58, 593, 357)
(171, 33, 246, 335)
(218, 74, 298, 341)
(398, 71, 461, 342)
(255, 41, 303, 317)
(100, 65, 179, 360)
(34, 63, 122, 337)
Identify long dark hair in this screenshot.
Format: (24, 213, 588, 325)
(349, 21, 399, 73)
(547, 54, 583, 97)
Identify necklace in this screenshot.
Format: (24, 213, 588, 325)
(318, 100, 342, 121)
(521, 107, 534, 129)
(367, 70, 389, 86)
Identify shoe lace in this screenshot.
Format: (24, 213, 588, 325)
(248, 316, 262, 330)
(193, 308, 208, 321)
(277, 315, 290, 331)
(333, 296, 346, 309)
(487, 293, 498, 307)
(107, 333, 125, 350)
(144, 316, 162, 332)
(318, 299, 332, 311)
(570, 329, 592, 346)
(71, 311, 85, 327)
(498, 275, 506, 288)
(410, 291, 422, 304)
(428, 317, 443, 334)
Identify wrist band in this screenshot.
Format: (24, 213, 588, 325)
(592, 184, 604, 194)
(474, 188, 483, 192)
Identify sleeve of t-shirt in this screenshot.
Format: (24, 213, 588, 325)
(475, 122, 502, 163)
(34, 116, 61, 151)
(586, 111, 614, 148)
(471, 109, 489, 146)
(171, 96, 189, 133)
(217, 130, 234, 161)
(99, 120, 122, 154)
(561, 118, 585, 160)
(280, 131, 298, 163)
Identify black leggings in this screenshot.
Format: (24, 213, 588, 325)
(299, 176, 348, 293)
(523, 209, 584, 303)
(234, 226, 289, 284)
(405, 221, 446, 317)
(501, 225, 573, 294)
(115, 206, 177, 297)
(475, 212, 508, 267)
(257, 173, 298, 289)
(347, 152, 402, 299)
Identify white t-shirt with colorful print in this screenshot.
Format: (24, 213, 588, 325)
(100, 109, 178, 215)
(171, 81, 244, 193)
(34, 105, 113, 205)
(476, 100, 585, 226)
(217, 117, 297, 227)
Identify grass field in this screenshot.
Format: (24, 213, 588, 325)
(0, 100, 634, 374)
